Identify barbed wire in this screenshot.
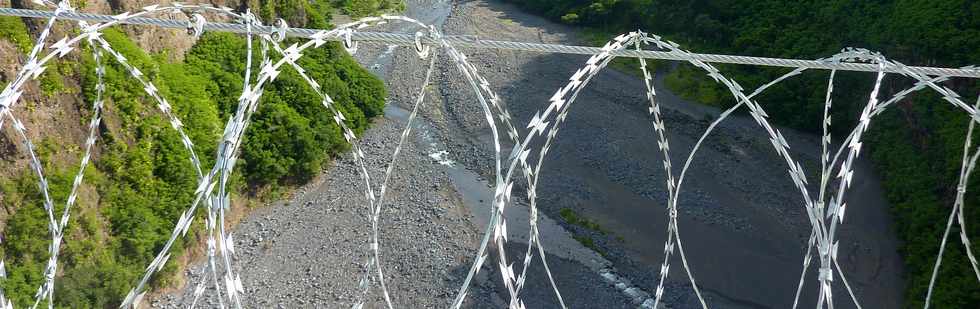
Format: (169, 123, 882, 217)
(0, 2, 977, 309)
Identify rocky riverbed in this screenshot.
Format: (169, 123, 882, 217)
(152, 0, 904, 308)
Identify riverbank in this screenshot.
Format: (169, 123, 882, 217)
(432, 1, 903, 308)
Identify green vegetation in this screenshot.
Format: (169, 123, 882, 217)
(0, 16, 32, 53)
(664, 65, 726, 106)
(39, 61, 74, 97)
(184, 31, 385, 189)
(1, 27, 220, 307)
(572, 234, 607, 257)
(561, 208, 611, 257)
(332, 0, 406, 18)
(0, 0, 388, 307)
(560, 207, 607, 234)
(506, 0, 980, 307)
(259, 0, 333, 28)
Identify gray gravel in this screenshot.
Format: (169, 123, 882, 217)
(429, 1, 903, 308)
(150, 114, 493, 308)
(151, 1, 904, 308)
(150, 1, 634, 308)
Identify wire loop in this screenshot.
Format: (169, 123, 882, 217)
(274, 18, 288, 42)
(414, 30, 431, 59)
(187, 13, 206, 38)
(342, 28, 358, 55)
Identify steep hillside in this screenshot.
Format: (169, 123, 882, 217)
(0, 0, 399, 307)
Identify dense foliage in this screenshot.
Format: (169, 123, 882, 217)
(0, 0, 387, 306)
(0, 16, 31, 53)
(506, 0, 980, 307)
(331, 0, 406, 18)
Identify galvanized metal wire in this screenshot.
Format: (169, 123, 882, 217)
(1, 3, 979, 309)
(0, 7, 978, 78)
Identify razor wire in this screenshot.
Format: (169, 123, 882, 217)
(0, 2, 977, 309)
(254, 16, 423, 309)
(0, 3, 248, 308)
(921, 94, 980, 309)
(635, 33, 684, 309)
(0, 3, 77, 305)
(645, 44, 979, 309)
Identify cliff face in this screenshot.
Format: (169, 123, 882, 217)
(0, 0, 216, 231)
(0, 2, 237, 306)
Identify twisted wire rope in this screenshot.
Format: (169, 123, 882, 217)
(0, 3, 976, 309)
(0, 7, 977, 77)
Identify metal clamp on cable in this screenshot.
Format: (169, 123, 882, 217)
(240, 9, 257, 32)
(342, 28, 358, 55)
(818, 267, 834, 282)
(273, 18, 288, 42)
(55, 0, 73, 13)
(414, 30, 431, 59)
(187, 13, 206, 38)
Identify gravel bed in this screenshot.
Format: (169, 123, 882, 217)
(151, 1, 904, 308)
